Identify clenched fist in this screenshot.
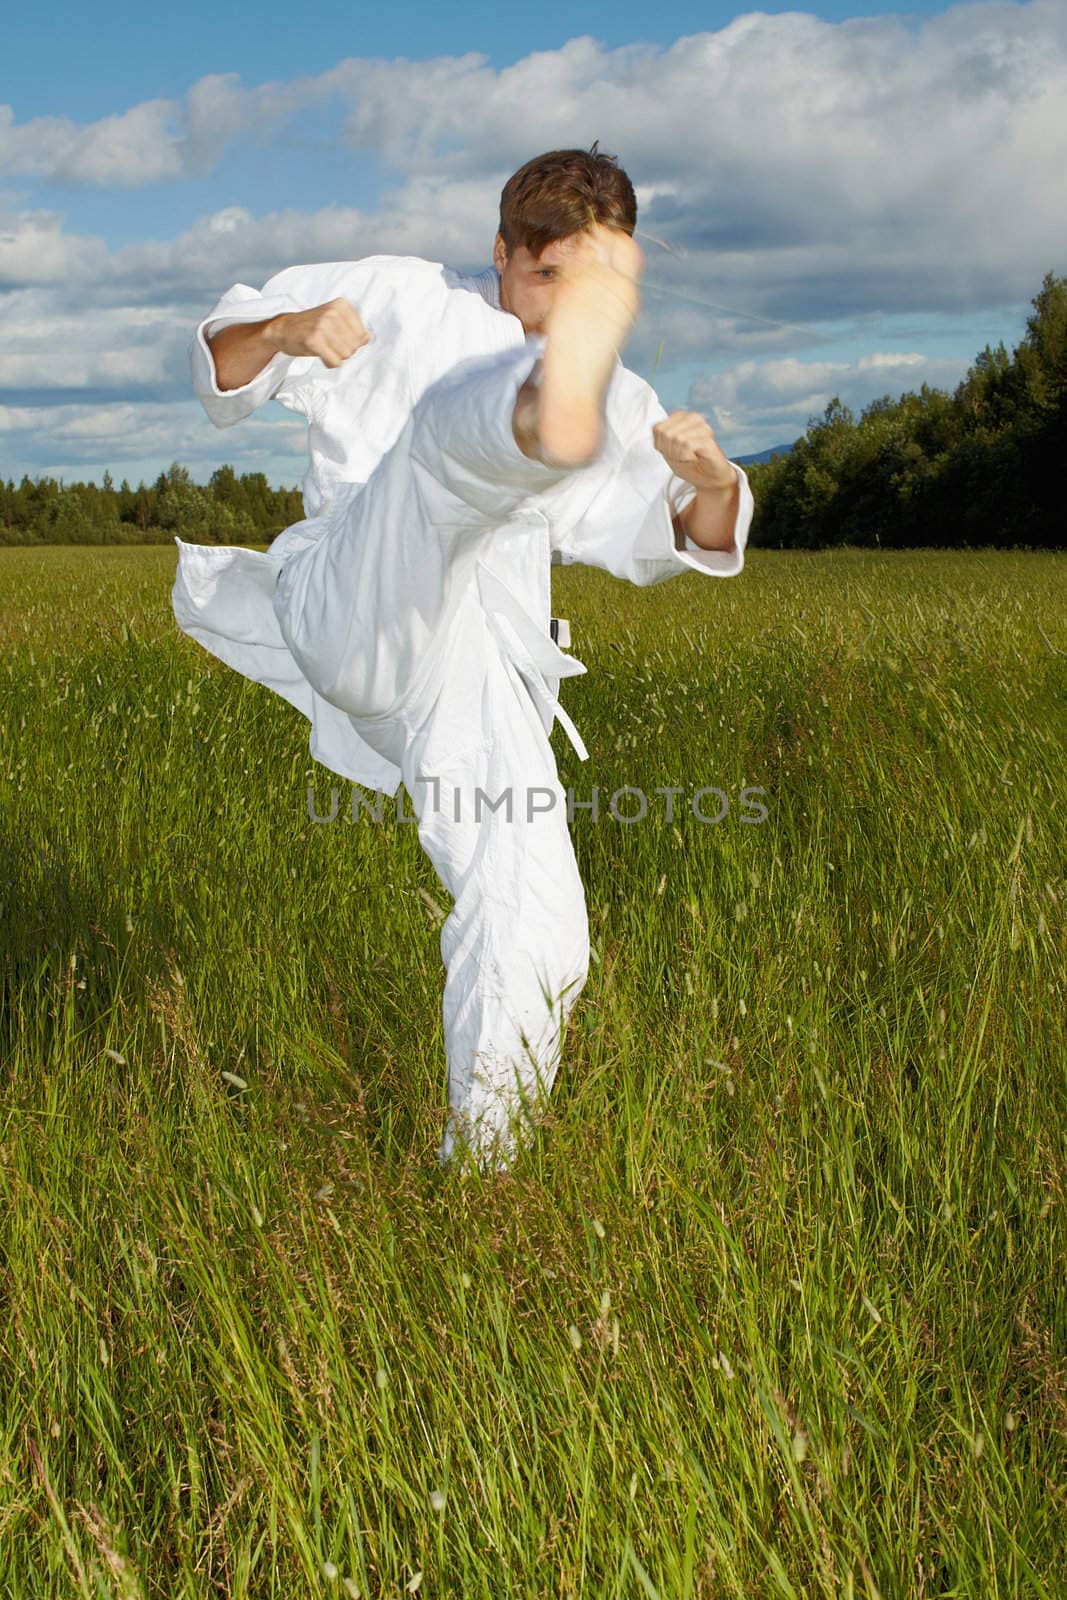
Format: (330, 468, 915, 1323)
(267, 298, 372, 368)
(652, 411, 736, 492)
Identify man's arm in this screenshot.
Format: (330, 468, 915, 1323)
(672, 470, 742, 554)
(207, 317, 288, 393)
(548, 381, 753, 587)
(191, 264, 381, 429)
(208, 299, 372, 393)
(654, 411, 742, 554)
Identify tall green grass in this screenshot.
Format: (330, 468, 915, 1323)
(1, 544, 1064, 1598)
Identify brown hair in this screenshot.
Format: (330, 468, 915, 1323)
(498, 141, 637, 258)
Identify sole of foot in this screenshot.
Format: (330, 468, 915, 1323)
(536, 226, 644, 468)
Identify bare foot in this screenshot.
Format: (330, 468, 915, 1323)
(533, 225, 644, 468)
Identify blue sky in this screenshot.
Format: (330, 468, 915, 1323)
(1, 0, 1062, 488)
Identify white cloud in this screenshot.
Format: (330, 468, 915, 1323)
(0, 347, 167, 390)
(0, 398, 307, 484)
(690, 350, 972, 448)
(178, 74, 251, 173)
(706, 351, 928, 406)
(239, 0, 1067, 291)
(0, 101, 182, 188)
(1, 0, 1064, 478)
(2, 2, 1063, 313)
(0, 208, 108, 284)
(0, 284, 190, 393)
(55, 101, 183, 186)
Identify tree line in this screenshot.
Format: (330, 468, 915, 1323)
(1, 271, 1063, 551)
(0, 464, 304, 548)
(744, 271, 1066, 550)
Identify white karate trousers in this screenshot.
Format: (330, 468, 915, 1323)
(272, 345, 591, 1172)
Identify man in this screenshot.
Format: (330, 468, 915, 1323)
(172, 144, 754, 1174)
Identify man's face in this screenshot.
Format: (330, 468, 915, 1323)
(492, 231, 588, 335)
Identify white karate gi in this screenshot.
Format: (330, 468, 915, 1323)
(173, 254, 754, 1171)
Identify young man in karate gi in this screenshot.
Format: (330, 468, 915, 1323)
(172, 145, 754, 1175)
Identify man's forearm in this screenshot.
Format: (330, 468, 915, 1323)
(207, 317, 285, 393)
(673, 469, 741, 552)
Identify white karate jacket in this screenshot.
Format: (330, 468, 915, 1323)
(175, 255, 754, 793)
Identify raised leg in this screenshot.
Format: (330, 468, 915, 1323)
(272, 342, 570, 728)
(513, 223, 644, 468)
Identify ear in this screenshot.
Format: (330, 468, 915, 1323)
(492, 232, 508, 272)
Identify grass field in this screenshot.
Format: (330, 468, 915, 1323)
(1, 542, 1064, 1599)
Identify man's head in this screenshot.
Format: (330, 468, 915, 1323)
(492, 141, 637, 334)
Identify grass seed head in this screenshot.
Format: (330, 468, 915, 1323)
(861, 1294, 882, 1325)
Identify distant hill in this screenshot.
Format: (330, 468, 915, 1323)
(735, 441, 797, 465)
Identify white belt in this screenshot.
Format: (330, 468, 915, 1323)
(474, 562, 589, 764)
(484, 608, 590, 763)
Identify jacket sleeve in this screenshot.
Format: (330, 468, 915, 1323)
(408, 340, 572, 523)
(553, 372, 754, 587)
(189, 264, 333, 429)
